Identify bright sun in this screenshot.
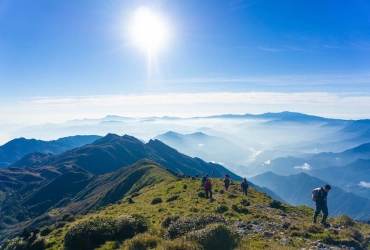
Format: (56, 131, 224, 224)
(131, 7, 169, 52)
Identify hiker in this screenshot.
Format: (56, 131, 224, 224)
(201, 174, 208, 188)
(204, 178, 212, 198)
(224, 173, 230, 190)
(312, 184, 331, 226)
(240, 178, 249, 195)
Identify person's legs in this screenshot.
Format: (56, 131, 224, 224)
(313, 204, 323, 223)
(205, 190, 209, 198)
(321, 206, 329, 223)
(209, 190, 212, 199)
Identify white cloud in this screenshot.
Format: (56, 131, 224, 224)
(198, 143, 204, 147)
(294, 163, 311, 170)
(358, 181, 370, 188)
(264, 160, 271, 165)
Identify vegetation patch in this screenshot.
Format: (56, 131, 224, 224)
(151, 197, 163, 205)
(64, 214, 148, 250)
(165, 213, 226, 239)
(123, 233, 161, 250)
(187, 224, 241, 250)
(166, 195, 180, 202)
(215, 204, 228, 213)
(231, 204, 248, 214)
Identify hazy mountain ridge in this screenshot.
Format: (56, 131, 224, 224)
(0, 135, 101, 168)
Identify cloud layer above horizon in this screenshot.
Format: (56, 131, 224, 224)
(2, 91, 370, 125)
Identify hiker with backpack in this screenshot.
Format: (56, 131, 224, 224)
(224, 173, 230, 190)
(312, 184, 331, 226)
(240, 178, 249, 196)
(200, 174, 208, 189)
(204, 178, 212, 198)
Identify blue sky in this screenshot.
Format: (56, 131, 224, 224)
(1, 0, 370, 124)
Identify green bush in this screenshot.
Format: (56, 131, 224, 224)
(159, 238, 202, 250)
(306, 224, 323, 234)
(151, 197, 163, 205)
(64, 215, 148, 250)
(336, 214, 356, 227)
(269, 200, 284, 209)
(123, 233, 161, 250)
(197, 192, 206, 198)
(40, 226, 53, 236)
(183, 184, 187, 189)
(187, 224, 241, 250)
(215, 205, 228, 213)
(165, 214, 226, 239)
(59, 213, 75, 222)
(231, 204, 248, 214)
(29, 236, 46, 250)
(1, 237, 26, 250)
(166, 195, 180, 202)
(161, 215, 180, 228)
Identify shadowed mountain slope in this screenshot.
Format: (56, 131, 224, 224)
(1, 159, 176, 238)
(13, 133, 240, 179)
(0, 135, 101, 168)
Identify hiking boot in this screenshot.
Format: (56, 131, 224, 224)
(321, 222, 330, 227)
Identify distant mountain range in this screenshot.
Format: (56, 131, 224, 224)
(250, 171, 370, 220)
(0, 135, 101, 168)
(155, 131, 254, 172)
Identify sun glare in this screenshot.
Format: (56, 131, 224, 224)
(131, 7, 169, 52)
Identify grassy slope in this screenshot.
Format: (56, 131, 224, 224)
(41, 177, 370, 250)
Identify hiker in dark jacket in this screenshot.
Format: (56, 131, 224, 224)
(204, 178, 212, 198)
(200, 174, 208, 188)
(224, 173, 230, 190)
(240, 178, 249, 196)
(312, 184, 331, 226)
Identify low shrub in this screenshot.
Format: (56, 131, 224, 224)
(59, 213, 75, 222)
(64, 214, 148, 250)
(40, 226, 53, 236)
(165, 214, 226, 239)
(183, 184, 187, 189)
(336, 214, 356, 227)
(228, 194, 237, 199)
(0, 235, 46, 250)
(1, 237, 26, 250)
(123, 233, 161, 250)
(161, 216, 180, 228)
(231, 204, 248, 214)
(187, 224, 241, 250)
(166, 195, 180, 202)
(240, 199, 250, 206)
(269, 200, 284, 209)
(219, 190, 225, 194)
(306, 224, 323, 234)
(197, 192, 206, 198)
(215, 205, 228, 213)
(159, 238, 202, 250)
(151, 197, 163, 205)
(29, 236, 46, 250)
(131, 192, 140, 198)
(55, 221, 66, 228)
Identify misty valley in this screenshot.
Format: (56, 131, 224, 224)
(1, 111, 370, 249)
